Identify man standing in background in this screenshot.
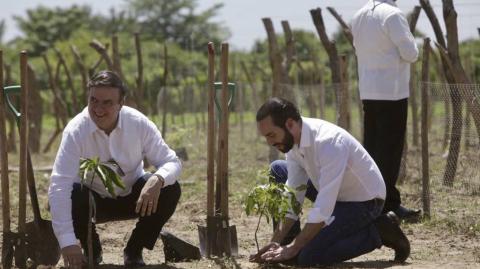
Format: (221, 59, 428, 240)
(351, 0, 420, 220)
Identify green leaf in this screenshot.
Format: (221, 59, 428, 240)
(78, 157, 126, 198)
(243, 171, 303, 228)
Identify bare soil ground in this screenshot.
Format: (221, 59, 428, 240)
(1, 122, 479, 269)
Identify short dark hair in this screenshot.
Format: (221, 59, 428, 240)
(87, 70, 127, 99)
(256, 97, 301, 127)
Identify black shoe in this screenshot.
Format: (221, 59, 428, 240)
(375, 211, 410, 263)
(394, 205, 421, 222)
(124, 248, 146, 268)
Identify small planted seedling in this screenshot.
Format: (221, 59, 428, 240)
(244, 169, 304, 251)
(79, 157, 126, 198)
(78, 157, 126, 268)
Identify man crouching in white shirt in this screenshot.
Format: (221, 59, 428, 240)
(48, 70, 182, 268)
(251, 97, 410, 266)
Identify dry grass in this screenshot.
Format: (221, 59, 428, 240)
(0, 115, 479, 268)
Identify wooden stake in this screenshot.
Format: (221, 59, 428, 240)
(219, 43, 229, 218)
(17, 50, 29, 268)
(207, 42, 215, 218)
(0, 50, 10, 238)
(421, 38, 431, 217)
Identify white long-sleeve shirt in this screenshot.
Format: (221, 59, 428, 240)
(285, 117, 386, 225)
(48, 106, 182, 248)
(351, 0, 419, 100)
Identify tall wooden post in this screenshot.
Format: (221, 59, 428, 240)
(421, 38, 431, 217)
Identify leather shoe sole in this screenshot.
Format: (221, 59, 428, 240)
(375, 211, 410, 263)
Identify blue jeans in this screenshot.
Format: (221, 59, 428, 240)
(270, 160, 383, 266)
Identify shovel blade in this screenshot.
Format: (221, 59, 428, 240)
(2, 232, 16, 269)
(198, 216, 238, 257)
(25, 220, 61, 266)
(159, 230, 201, 262)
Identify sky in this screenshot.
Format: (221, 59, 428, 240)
(0, 0, 479, 51)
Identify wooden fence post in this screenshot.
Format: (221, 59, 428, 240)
(421, 38, 431, 217)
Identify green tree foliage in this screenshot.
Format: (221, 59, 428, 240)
(13, 5, 93, 56)
(90, 8, 137, 36)
(126, 0, 230, 51)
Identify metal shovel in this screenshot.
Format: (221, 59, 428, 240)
(198, 42, 238, 257)
(3, 54, 61, 266)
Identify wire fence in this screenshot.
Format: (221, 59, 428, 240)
(219, 80, 480, 204)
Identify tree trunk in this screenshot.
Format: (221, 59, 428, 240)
(339, 55, 351, 131)
(134, 33, 146, 114)
(327, 7, 360, 134)
(310, 8, 348, 130)
(26, 64, 42, 153)
(420, 0, 462, 186)
(54, 48, 79, 115)
(240, 61, 259, 111)
(70, 45, 89, 107)
(161, 45, 169, 139)
(262, 18, 293, 102)
(408, 6, 422, 147)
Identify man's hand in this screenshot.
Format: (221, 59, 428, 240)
(261, 244, 301, 262)
(249, 242, 280, 263)
(135, 174, 164, 216)
(61, 245, 84, 269)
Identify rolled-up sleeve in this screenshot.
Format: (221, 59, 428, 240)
(143, 119, 182, 187)
(385, 12, 419, 63)
(307, 138, 348, 225)
(48, 131, 81, 248)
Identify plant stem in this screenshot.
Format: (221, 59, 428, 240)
(255, 211, 263, 252)
(88, 190, 94, 269)
(87, 163, 98, 269)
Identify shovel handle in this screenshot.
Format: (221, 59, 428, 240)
(219, 43, 229, 218)
(0, 50, 11, 233)
(206, 42, 215, 217)
(3, 86, 43, 223)
(16, 50, 29, 268)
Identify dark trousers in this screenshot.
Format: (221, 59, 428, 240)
(362, 98, 407, 212)
(270, 160, 383, 266)
(71, 174, 181, 257)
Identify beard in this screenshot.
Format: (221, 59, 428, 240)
(274, 127, 294, 153)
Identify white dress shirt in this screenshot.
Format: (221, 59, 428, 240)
(285, 117, 386, 225)
(48, 106, 182, 248)
(351, 0, 419, 100)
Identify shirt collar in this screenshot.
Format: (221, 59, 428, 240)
(298, 117, 312, 149)
(373, 0, 397, 7)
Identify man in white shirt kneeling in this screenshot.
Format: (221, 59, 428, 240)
(251, 97, 410, 266)
(49, 70, 182, 268)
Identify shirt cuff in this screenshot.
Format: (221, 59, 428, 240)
(154, 169, 175, 187)
(306, 208, 335, 225)
(57, 232, 78, 249)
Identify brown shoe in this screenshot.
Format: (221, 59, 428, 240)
(374, 211, 410, 262)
